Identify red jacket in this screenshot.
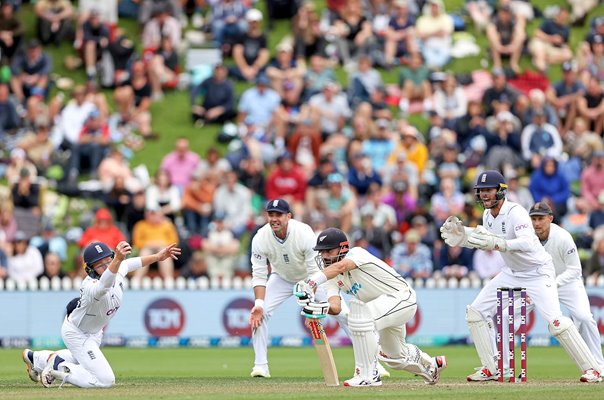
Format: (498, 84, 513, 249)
(265, 166, 307, 202)
(78, 225, 126, 250)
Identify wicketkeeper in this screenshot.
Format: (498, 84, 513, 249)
(441, 170, 602, 383)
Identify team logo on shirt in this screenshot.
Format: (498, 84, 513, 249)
(283, 254, 290, 263)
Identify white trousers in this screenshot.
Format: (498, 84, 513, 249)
(559, 281, 604, 368)
(252, 273, 349, 367)
(471, 264, 563, 367)
(365, 290, 432, 364)
(52, 318, 115, 388)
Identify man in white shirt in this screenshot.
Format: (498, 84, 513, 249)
(440, 170, 602, 382)
(22, 241, 180, 388)
(529, 202, 604, 370)
(248, 199, 351, 378)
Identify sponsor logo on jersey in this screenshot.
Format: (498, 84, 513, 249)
(223, 298, 254, 336)
(336, 280, 344, 288)
(346, 282, 362, 295)
(567, 248, 576, 255)
(87, 350, 96, 360)
(106, 305, 120, 315)
(144, 298, 185, 336)
(501, 221, 506, 234)
(515, 223, 528, 231)
(252, 252, 262, 260)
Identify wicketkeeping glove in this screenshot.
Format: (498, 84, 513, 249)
(467, 225, 507, 252)
(439, 216, 469, 247)
(301, 301, 330, 319)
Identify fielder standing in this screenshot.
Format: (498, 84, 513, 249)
(440, 170, 601, 382)
(248, 199, 357, 378)
(529, 202, 604, 370)
(294, 227, 447, 387)
(21, 241, 181, 388)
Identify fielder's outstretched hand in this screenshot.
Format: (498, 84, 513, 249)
(157, 243, 182, 261)
(249, 305, 264, 329)
(114, 241, 132, 261)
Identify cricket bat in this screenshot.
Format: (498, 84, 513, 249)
(308, 319, 339, 386)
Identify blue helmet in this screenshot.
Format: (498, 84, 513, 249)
(474, 170, 508, 209)
(83, 242, 114, 278)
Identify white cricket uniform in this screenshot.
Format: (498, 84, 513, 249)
(33, 257, 143, 388)
(542, 224, 604, 368)
(471, 199, 562, 324)
(324, 247, 419, 360)
(251, 219, 343, 367)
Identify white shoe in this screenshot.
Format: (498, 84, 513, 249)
(343, 368, 382, 387)
(580, 369, 602, 383)
(466, 366, 498, 382)
(250, 365, 271, 378)
(40, 353, 58, 388)
(427, 356, 447, 385)
(377, 362, 390, 379)
(22, 349, 39, 383)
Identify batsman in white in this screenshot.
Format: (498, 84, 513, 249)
(248, 199, 360, 378)
(529, 201, 604, 371)
(294, 227, 447, 387)
(21, 240, 181, 388)
(440, 170, 602, 383)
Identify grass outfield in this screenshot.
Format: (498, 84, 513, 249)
(1, 346, 603, 399)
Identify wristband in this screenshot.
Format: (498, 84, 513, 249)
(308, 272, 327, 288)
(254, 299, 265, 308)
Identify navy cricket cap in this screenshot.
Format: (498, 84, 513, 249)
(529, 202, 553, 216)
(265, 199, 291, 214)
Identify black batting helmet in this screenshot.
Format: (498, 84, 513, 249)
(314, 228, 349, 269)
(474, 170, 508, 209)
(83, 242, 114, 278)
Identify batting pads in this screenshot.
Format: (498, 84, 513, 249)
(548, 316, 601, 373)
(378, 343, 434, 383)
(348, 299, 378, 381)
(466, 306, 497, 373)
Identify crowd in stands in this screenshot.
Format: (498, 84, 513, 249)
(1, 0, 604, 285)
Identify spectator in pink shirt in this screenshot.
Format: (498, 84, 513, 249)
(160, 137, 200, 191)
(579, 151, 604, 212)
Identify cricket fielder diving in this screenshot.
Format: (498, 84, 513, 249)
(21, 241, 181, 388)
(440, 169, 602, 383)
(294, 227, 447, 387)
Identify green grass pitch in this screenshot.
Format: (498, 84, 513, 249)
(1, 346, 603, 399)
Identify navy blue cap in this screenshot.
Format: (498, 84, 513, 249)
(265, 199, 291, 214)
